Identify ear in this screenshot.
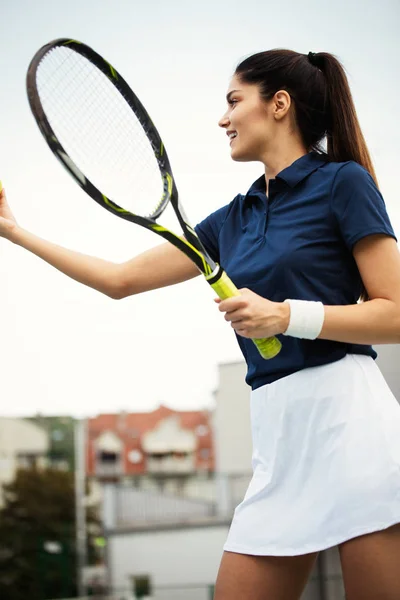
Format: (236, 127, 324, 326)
(272, 90, 292, 120)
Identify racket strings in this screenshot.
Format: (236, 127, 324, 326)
(35, 46, 164, 217)
(41, 50, 156, 185)
(41, 49, 159, 190)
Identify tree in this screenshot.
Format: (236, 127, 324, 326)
(0, 468, 99, 600)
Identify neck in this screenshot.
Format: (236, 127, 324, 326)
(262, 139, 308, 195)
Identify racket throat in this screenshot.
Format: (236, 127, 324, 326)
(204, 266, 241, 300)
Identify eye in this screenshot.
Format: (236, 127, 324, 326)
(228, 98, 238, 107)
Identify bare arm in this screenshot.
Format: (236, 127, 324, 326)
(319, 234, 400, 344)
(13, 228, 199, 298)
(1, 187, 200, 299)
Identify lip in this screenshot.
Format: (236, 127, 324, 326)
(227, 130, 237, 145)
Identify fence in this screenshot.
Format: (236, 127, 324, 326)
(102, 472, 252, 529)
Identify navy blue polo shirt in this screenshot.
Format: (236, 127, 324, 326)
(195, 152, 397, 390)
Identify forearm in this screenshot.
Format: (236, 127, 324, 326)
(319, 299, 400, 345)
(12, 226, 121, 298)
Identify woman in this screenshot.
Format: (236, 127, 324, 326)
(1, 50, 400, 599)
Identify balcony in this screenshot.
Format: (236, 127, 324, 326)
(95, 451, 123, 478)
(146, 454, 195, 475)
(94, 461, 124, 478)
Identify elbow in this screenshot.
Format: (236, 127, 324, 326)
(106, 275, 137, 300)
(107, 282, 129, 300)
(107, 288, 126, 300)
(100, 264, 132, 300)
(102, 274, 128, 300)
(104, 263, 145, 299)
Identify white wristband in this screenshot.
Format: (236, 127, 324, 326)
(283, 299, 325, 340)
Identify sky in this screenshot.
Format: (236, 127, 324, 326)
(0, 0, 399, 417)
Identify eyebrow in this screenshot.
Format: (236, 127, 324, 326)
(226, 89, 241, 102)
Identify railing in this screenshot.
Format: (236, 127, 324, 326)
(102, 472, 252, 529)
(146, 455, 195, 475)
(115, 486, 217, 527)
(94, 463, 124, 477)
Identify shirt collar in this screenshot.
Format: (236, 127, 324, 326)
(245, 152, 328, 198)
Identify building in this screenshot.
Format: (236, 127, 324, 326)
(0, 417, 49, 506)
(87, 405, 214, 485)
(375, 343, 400, 401)
(27, 414, 76, 471)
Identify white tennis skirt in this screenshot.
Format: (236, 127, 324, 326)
(224, 354, 400, 556)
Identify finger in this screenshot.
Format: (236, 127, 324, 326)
(231, 320, 245, 329)
(218, 296, 246, 312)
(224, 309, 242, 322)
(214, 298, 221, 304)
(232, 323, 246, 336)
(236, 329, 249, 337)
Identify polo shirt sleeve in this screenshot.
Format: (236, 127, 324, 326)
(330, 161, 397, 250)
(194, 201, 235, 264)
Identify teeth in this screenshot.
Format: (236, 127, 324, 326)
(229, 132, 237, 140)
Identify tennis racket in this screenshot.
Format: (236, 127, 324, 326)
(26, 38, 281, 360)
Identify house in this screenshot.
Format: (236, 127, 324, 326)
(87, 405, 214, 483)
(0, 417, 48, 507)
(27, 414, 75, 471)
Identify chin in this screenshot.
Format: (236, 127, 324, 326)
(230, 149, 256, 163)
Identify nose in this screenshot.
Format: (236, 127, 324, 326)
(218, 110, 230, 129)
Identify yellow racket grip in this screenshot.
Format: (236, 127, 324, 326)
(0, 181, 3, 193)
(206, 270, 282, 360)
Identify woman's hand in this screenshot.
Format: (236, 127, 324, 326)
(215, 288, 290, 338)
(0, 184, 18, 241)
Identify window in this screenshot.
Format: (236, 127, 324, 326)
(127, 450, 142, 464)
(52, 429, 65, 442)
(98, 451, 118, 464)
(131, 575, 152, 598)
(17, 453, 39, 469)
(196, 425, 209, 437)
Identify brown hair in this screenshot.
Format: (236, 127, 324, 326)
(235, 49, 378, 186)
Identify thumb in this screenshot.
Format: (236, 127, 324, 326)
(214, 297, 221, 304)
(0, 181, 8, 203)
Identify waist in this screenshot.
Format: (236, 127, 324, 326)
(247, 342, 377, 391)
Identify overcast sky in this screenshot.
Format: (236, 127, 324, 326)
(0, 0, 399, 417)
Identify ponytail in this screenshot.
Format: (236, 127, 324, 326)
(313, 53, 378, 186)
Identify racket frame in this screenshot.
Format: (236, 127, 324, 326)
(26, 38, 282, 359)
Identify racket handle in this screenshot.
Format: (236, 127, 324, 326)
(206, 269, 282, 360)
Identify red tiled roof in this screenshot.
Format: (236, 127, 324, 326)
(86, 405, 215, 476)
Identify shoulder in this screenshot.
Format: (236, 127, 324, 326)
(329, 160, 376, 189)
(197, 193, 244, 228)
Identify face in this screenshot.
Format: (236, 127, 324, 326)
(218, 75, 276, 162)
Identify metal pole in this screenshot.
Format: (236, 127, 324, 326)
(317, 551, 328, 600)
(74, 418, 87, 597)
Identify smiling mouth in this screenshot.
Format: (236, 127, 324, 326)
(229, 132, 238, 145)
